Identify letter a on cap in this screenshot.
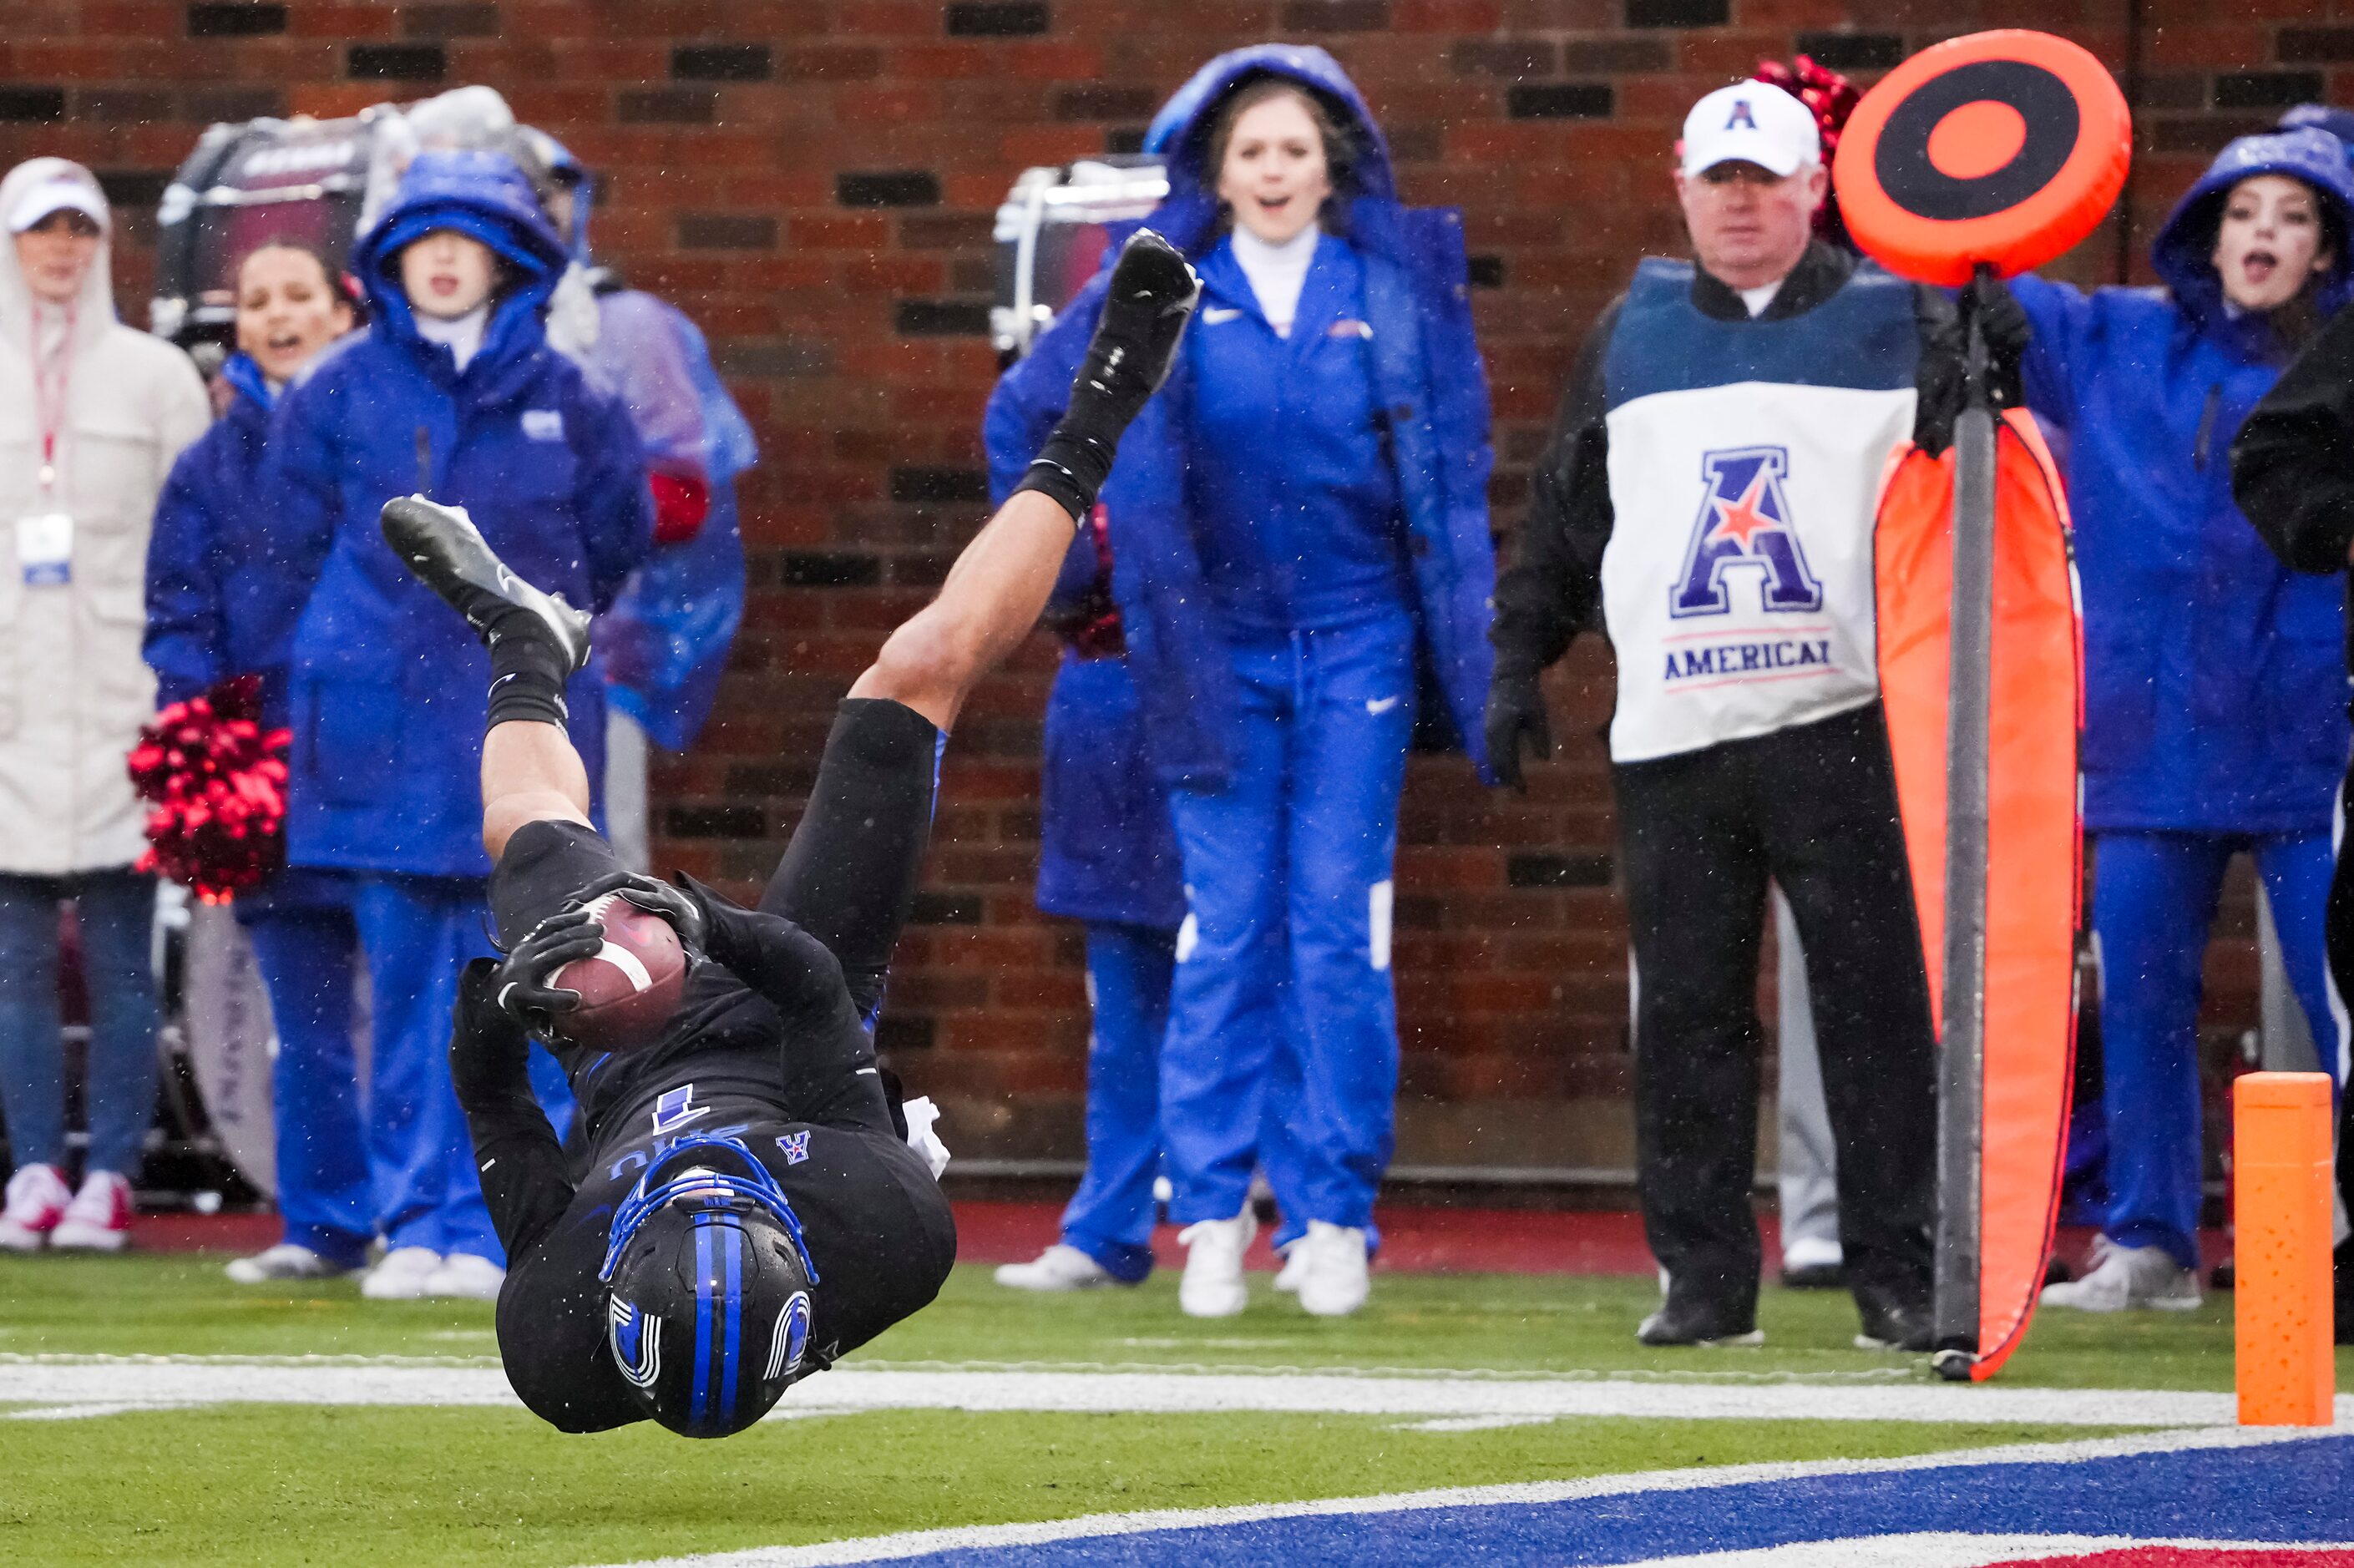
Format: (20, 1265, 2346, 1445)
(1727, 99, 1759, 130)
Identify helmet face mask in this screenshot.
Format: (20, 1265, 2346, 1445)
(600, 1134, 820, 1438)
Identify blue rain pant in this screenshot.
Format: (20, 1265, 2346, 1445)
(240, 886, 372, 1268)
(0, 870, 158, 1177)
(1161, 612, 1415, 1232)
(349, 875, 511, 1262)
(2093, 830, 2336, 1270)
(1058, 922, 1176, 1282)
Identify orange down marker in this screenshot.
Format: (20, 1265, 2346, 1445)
(2234, 1071, 2336, 1426)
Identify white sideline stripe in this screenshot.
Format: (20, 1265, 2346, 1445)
(3, 1361, 2350, 1431)
(5, 1360, 2343, 1429)
(583, 1426, 2344, 1568)
(1628, 1535, 2354, 1567)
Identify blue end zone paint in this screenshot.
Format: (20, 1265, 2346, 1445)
(881, 1435, 2354, 1566)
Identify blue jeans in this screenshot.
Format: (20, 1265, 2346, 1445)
(2093, 830, 2336, 1270)
(0, 869, 158, 1176)
(1161, 613, 1415, 1231)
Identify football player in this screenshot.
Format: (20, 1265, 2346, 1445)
(382, 230, 1199, 1437)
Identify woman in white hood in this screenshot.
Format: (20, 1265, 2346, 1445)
(0, 159, 209, 1252)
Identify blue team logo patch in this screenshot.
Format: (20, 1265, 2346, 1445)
(765, 1290, 813, 1380)
(606, 1296, 662, 1388)
(1726, 98, 1759, 130)
(1670, 445, 1823, 618)
(778, 1130, 811, 1166)
(651, 1085, 711, 1136)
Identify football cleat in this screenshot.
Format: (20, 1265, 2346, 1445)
(1081, 228, 1203, 417)
(379, 494, 591, 673)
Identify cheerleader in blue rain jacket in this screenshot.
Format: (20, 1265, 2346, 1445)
(261, 149, 651, 1301)
(2006, 129, 2354, 1314)
(144, 240, 372, 1285)
(998, 45, 1495, 1318)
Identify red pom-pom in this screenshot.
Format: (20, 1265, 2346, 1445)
(1754, 55, 1864, 250)
(127, 675, 290, 902)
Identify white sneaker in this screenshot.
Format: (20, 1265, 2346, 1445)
(0, 1163, 71, 1252)
(995, 1242, 1121, 1291)
(1293, 1219, 1371, 1318)
(1273, 1240, 1305, 1293)
(48, 1170, 132, 1252)
(226, 1243, 355, 1285)
(1177, 1209, 1255, 1318)
(2040, 1237, 2202, 1313)
(423, 1253, 506, 1301)
(360, 1246, 444, 1300)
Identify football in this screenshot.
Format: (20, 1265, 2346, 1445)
(549, 893, 689, 1053)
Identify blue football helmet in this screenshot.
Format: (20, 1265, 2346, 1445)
(600, 1132, 820, 1438)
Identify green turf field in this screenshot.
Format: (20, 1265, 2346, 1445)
(3, 1254, 2337, 1567)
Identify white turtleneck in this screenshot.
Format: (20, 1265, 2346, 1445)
(1231, 224, 1319, 338)
(415, 303, 489, 371)
(1739, 279, 1784, 318)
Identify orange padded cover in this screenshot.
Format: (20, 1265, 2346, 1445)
(1875, 409, 2081, 1380)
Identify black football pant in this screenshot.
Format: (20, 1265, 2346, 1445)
(1612, 701, 1936, 1322)
(2320, 754, 2354, 1330)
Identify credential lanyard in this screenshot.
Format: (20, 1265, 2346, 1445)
(30, 303, 73, 496)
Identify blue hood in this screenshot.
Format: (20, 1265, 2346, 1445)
(2151, 128, 2354, 328)
(2281, 103, 2354, 156)
(1139, 45, 1396, 257)
(350, 149, 569, 371)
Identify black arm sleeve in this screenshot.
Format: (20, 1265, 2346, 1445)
(2234, 303, 2354, 574)
(1490, 298, 1622, 678)
(448, 959, 577, 1262)
(757, 697, 940, 1020)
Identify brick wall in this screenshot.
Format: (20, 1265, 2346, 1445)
(1, 0, 2336, 1175)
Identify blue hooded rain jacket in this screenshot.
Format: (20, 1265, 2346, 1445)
(146, 352, 301, 711)
(2011, 128, 2354, 833)
(265, 149, 651, 878)
(990, 44, 1496, 790)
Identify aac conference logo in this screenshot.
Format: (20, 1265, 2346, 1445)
(1671, 445, 1824, 618)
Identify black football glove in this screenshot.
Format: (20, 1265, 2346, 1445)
(449, 956, 534, 1106)
(1959, 270, 2029, 411)
(1484, 667, 1552, 793)
(1013, 229, 1203, 523)
(569, 867, 709, 956)
(489, 905, 607, 1036)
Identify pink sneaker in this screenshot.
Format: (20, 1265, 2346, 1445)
(0, 1163, 73, 1252)
(49, 1170, 133, 1252)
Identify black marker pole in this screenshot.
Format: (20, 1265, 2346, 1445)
(1932, 265, 1997, 1381)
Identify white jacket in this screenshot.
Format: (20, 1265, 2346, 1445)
(0, 159, 208, 875)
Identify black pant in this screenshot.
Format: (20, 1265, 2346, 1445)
(2321, 755, 2354, 1294)
(1613, 701, 1936, 1318)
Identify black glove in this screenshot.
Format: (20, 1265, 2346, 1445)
(570, 867, 709, 956)
(489, 905, 609, 1036)
(1484, 667, 1552, 793)
(1959, 271, 2028, 411)
(1014, 229, 1203, 523)
(449, 956, 534, 1108)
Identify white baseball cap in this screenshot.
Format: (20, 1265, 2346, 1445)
(7, 175, 107, 235)
(1680, 82, 1821, 180)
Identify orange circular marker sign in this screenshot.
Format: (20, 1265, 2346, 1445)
(1835, 30, 2131, 286)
